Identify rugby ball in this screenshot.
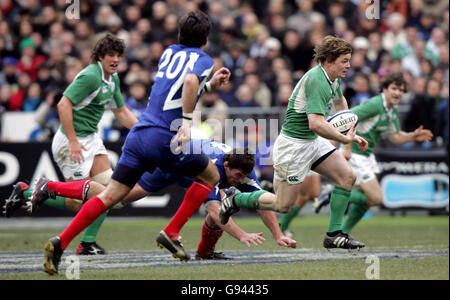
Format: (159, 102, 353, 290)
(326, 110, 358, 134)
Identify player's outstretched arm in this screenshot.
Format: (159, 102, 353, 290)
(257, 209, 297, 248)
(388, 125, 434, 145)
(206, 202, 265, 247)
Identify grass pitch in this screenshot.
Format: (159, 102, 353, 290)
(0, 215, 448, 280)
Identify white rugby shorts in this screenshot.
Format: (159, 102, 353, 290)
(52, 129, 108, 180)
(273, 134, 335, 184)
(347, 152, 380, 186)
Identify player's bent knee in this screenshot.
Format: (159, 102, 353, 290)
(91, 169, 113, 186)
(338, 172, 356, 190)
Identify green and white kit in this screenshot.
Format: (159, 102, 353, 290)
(348, 94, 401, 185)
(274, 65, 341, 184)
(52, 62, 124, 179)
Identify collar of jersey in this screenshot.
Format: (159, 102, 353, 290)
(97, 61, 115, 86)
(381, 93, 396, 118)
(319, 64, 336, 86)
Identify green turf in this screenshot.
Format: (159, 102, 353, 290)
(0, 216, 448, 280)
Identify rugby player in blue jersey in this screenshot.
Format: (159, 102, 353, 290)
(39, 11, 232, 275)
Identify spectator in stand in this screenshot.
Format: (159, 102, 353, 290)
(401, 39, 427, 78)
(416, 12, 437, 41)
(404, 78, 443, 137)
(8, 72, 31, 111)
(276, 83, 293, 108)
(241, 11, 266, 48)
(36, 62, 63, 99)
(0, 57, 19, 87)
(59, 31, 80, 59)
(17, 37, 46, 81)
(382, 12, 407, 53)
(425, 27, 447, 66)
(32, 5, 58, 39)
(350, 73, 373, 108)
(0, 85, 12, 112)
(126, 30, 150, 63)
(230, 83, 260, 121)
(282, 29, 314, 74)
(162, 13, 179, 45)
(392, 25, 418, 60)
(123, 5, 142, 31)
(220, 40, 247, 85)
(244, 73, 272, 108)
(150, 1, 170, 42)
(286, 0, 314, 40)
(74, 21, 97, 53)
(256, 37, 281, 91)
(22, 82, 41, 112)
(249, 29, 270, 59)
(42, 22, 64, 55)
(366, 32, 388, 73)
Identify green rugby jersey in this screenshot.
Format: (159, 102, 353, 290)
(61, 62, 124, 137)
(281, 65, 343, 139)
(351, 94, 400, 156)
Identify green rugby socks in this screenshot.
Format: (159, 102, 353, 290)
(23, 188, 67, 209)
(327, 186, 351, 233)
(348, 189, 368, 206)
(233, 190, 268, 209)
(342, 204, 367, 234)
(279, 205, 301, 232)
(81, 210, 109, 243)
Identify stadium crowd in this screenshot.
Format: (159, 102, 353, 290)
(0, 0, 448, 151)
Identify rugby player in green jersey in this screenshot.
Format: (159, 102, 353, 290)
(4, 34, 138, 255)
(341, 72, 433, 234)
(220, 36, 369, 250)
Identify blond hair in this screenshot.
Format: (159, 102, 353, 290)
(313, 35, 352, 64)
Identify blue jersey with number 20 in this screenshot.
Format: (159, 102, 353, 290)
(136, 44, 214, 131)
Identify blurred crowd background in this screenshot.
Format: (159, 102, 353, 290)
(0, 0, 448, 156)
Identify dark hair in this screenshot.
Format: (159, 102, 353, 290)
(379, 72, 407, 93)
(178, 11, 211, 48)
(313, 35, 352, 64)
(223, 148, 255, 174)
(91, 33, 125, 62)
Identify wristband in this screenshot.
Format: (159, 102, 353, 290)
(182, 113, 193, 127)
(203, 82, 212, 93)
